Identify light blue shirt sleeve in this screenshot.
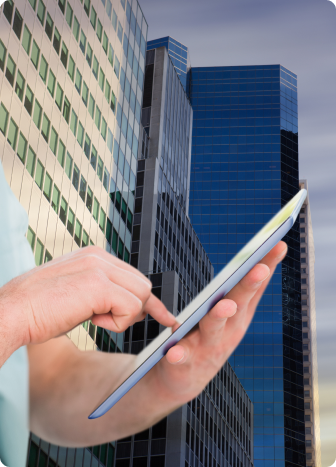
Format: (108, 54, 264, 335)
(0, 161, 36, 467)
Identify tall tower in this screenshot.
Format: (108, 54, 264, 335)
(0, 0, 147, 463)
(187, 65, 306, 467)
(298, 179, 321, 467)
(114, 46, 254, 467)
(147, 37, 189, 92)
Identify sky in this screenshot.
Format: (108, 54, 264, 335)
(138, 0, 336, 464)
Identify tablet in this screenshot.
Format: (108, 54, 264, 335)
(89, 188, 307, 419)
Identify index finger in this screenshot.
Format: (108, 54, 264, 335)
(143, 294, 177, 327)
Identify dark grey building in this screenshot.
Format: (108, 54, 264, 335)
(114, 46, 254, 467)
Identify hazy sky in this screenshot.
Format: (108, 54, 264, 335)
(139, 0, 336, 464)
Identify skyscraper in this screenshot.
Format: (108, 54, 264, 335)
(0, 0, 147, 463)
(147, 37, 189, 92)
(298, 179, 321, 467)
(187, 65, 306, 467)
(114, 46, 254, 467)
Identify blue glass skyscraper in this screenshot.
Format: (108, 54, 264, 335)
(147, 36, 189, 91)
(187, 65, 305, 467)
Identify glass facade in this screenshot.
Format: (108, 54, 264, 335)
(187, 65, 306, 467)
(118, 46, 254, 467)
(147, 36, 189, 91)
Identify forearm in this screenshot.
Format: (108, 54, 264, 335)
(28, 336, 182, 447)
(0, 285, 26, 367)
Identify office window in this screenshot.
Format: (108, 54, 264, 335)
(53, 28, 61, 54)
(84, 134, 91, 159)
(50, 127, 58, 155)
(57, 139, 65, 167)
(82, 230, 89, 247)
(73, 16, 80, 41)
(59, 197, 68, 224)
(103, 168, 109, 191)
(35, 239, 44, 266)
(74, 220, 82, 246)
(27, 227, 36, 252)
(86, 43, 92, 67)
(37, 0, 46, 25)
(39, 55, 48, 83)
(13, 9, 23, 40)
(82, 81, 88, 106)
(112, 10, 117, 30)
(7, 118, 18, 150)
(114, 56, 120, 78)
(104, 80, 111, 103)
(58, 98, 68, 126)
(99, 208, 106, 232)
(44, 251, 52, 263)
(43, 172, 52, 201)
(88, 94, 95, 119)
(26, 147, 36, 177)
(90, 7, 97, 29)
(5, 55, 16, 87)
(97, 157, 103, 182)
(45, 13, 53, 40)
(70, 110, 78, 135)
(84, 0, 90, 16)
(0, 40, 6, 72)
(99, 68, 105, 92)
(97, 19, 102, 42)
(17, 132, 28, 163)
(79, 175, 87, 201)
(108, 44, 114, 66)
(61, 42, 68, 68)
(72, 164, 80, 190)
(31, 40, 40, 69)
(77, 121, 84, 147)
(111, 91, 116, 113)
(55, 84, 63, 111)
(33, 100, 42, 129)
(41, 113, 50, 143)
(102, 32, 108, 54)
(58, 0, 66, 14)
(24, 85, 34, 116)
(90, 145, 97, 170)
(67, 208, 75, 236)
(66, 3, 73, 27)
(117, 21, 123, 43)
(92, 56, 99, 79)
(101, 117, 107, 141)
(106, 0, 112, 18)
(93, 197, 99, 221)
(86, 186, 93, 212)
(28, 0, 37, 10)
(65, 152, 73, 179)
(47, 70, 56, 97)
(35, 159, 45, 189)
(15, 70, 25, 101)
(75, 69, 82, 94)
(3, 0, 14, 23)
(68, 55, 75, 81)
(107, 129, 113, 153)
(95, 106, 101, 130)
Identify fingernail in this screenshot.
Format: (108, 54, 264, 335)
(175, 354, 184, 363)
(253, 271, 270, 288)
(276, 246, 288, 260)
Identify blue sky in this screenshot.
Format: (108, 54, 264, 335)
(139, 0, 336, 464)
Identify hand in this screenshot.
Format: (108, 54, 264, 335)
(0, 246, 176, 352)
(151, 241, 287, 405)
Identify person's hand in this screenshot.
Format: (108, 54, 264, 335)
(150, 241, 287, 406)
(0, 246, 176, 350)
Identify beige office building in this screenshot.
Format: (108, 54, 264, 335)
(0, 0, 147, 463)
(299, 179, 321, 467)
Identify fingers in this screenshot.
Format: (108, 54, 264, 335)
(143, 294, 176, 327)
